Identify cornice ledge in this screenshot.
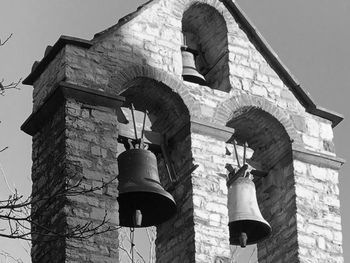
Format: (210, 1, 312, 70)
(170, 118, 235, 144)
(292, 145, 345, 170)
(190, 118, 235, 142)
(21, 81, 125, 136)
(23, 36, 93, 85)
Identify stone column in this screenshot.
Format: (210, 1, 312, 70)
(22, 83, 124, 263)
(156, 119, 234, 263)
(293, 148, 344, 263)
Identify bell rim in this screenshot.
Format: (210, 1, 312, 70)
(118, 191, 177, 228)
(228, 219, 272, 246)
(118, 188, 176, 203)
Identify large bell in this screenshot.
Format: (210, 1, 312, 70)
(117, 148, 177, 227)
(228, 177, 271, 247)
(181, 46, 207, 85)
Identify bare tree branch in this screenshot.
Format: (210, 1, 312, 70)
(0, 166, 119, 242)
(0, 78, 22, 95)
(0, 146, 8, 153)
(0, 249, 24, 263)
(0, 34, 22, 95)
(0, 33, 13, 46)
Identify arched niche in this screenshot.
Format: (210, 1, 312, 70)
(228, 106, 293, 171)
(227, 106, 295, 262)
(121, 77, 190, 135)
(117, 77, 196, 262)
(182, 3, 230, 92)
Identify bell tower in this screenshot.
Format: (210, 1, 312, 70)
(22, 0, 344, 262)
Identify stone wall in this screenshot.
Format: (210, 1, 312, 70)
(31, 104, 67, 262)
(24, 86, 122, 263)
(24, 0, 344, 262)
(64, 99, 119, 262)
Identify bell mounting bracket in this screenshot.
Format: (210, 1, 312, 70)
(226, 140, 268, 187)
(117, 105, 177, 182)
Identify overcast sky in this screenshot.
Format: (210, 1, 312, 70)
(0, 0, 349, 262)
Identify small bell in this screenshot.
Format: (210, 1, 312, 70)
(228, 177, 271, 247)
(118, 148, 177, 227)
(181, 46, 207, 85)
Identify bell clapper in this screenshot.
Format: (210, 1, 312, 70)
(239, 232, 248, 248)
(133, 209, 143, 227)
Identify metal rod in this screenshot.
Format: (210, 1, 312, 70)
(160, 142, 175, 182)
(130, 227, 135, 263)
(232, 140, 241, 168)
(140, 110, 148, 141)
(130, 104, 138, 141)
(243, 142, 247, 165)
(203, 51, 228, 76)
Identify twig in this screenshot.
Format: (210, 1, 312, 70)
(0, 78, 22, 95)
(0, 162, 16, 194)
(248, 246, 257, 263)
(0, 146, 8, 153)
(0, 33, 13, 46)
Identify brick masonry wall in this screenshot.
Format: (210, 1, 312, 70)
(27, 0, 344, 262)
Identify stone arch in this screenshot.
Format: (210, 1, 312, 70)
(110, 66, 198, 262)
(110, 65, 196, 115)
(180, 0, 237, 35)
(214, 94, 301, 147)
(181, 1, 231, 92)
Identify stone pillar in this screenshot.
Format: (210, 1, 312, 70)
(156, 119, 234, 262)
(254, 147, 344, 263)
(293, 148, 344, 262)
(22, 83, 124, 263)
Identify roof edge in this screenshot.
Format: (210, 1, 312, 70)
(222, 0, 343, 127)
(23, 35, 93, 85)
(93, 0, 155, 39)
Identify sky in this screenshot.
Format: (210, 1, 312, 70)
(0, 0, 349, 262)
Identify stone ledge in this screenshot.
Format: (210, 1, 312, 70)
(23, 36, 93, 85)
(191, 118, 235, 142)
(292, 145, 345, 170)
(170, 118, 235, 144)
(21, 82, 125, 136)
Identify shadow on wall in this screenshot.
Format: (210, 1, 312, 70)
(182, 3, 230, 92)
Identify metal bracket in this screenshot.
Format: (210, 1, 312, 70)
(226, 140, 268, 186)
(160, 135, 177, 182)
(117, 106, 178, 183)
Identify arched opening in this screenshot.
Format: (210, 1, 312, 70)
(116, 78, 195, 262)
(182, 3, 230, 92)
(226, 106, 295, 262)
